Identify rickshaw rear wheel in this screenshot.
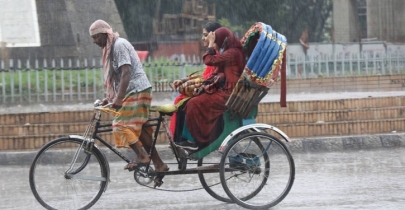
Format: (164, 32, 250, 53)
(197, 157, 233, 203)
(219, 132, 295, 209)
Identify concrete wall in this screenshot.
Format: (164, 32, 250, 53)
(1, 91, 405, 150)
(333, 0, 405, 43)
(0, 0, 126, 64)
(333, 0, 360, 42)
(367, 0, 405, 42)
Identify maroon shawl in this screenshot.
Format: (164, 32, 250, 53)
(184, 27, 246, 145)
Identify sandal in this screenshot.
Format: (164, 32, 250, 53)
(124, 161, 149, 172)
(153, 167, 170, 188)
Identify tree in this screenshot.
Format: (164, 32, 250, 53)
(115, 0, 333, 43)
(114, 0, 184, 42)
(209, 0, 333, 43)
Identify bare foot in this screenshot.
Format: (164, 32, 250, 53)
(135, 157, 150, 164)
(154, 164, 169, 172)
(124, 158, 150, 170)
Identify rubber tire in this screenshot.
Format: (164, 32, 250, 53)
(197, 158, 233, 203)
(219, 132, 295, 209)
(29, 137, 108, 210)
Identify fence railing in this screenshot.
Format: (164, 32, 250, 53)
(1, 51, 404, 104)
(288, 51, 405, 78)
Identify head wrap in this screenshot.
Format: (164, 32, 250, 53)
(214, 27, 245, 70)
(89, 19, 120, 100)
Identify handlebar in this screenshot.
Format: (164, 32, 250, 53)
(93, 99, 120, 115)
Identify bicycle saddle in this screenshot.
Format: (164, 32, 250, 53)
(150, 104, 177, 114)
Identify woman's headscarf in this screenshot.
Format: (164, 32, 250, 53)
(89, 19, 120, 100)
(214, 27, 245, 70)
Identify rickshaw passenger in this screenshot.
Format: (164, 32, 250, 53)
(175, 27, 246, 151)
(170, 22, 222, 141)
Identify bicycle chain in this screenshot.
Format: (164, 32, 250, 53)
(138, 181, 223, 192)
(135, 162, 228, 192)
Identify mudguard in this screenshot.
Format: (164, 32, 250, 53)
(217, 123, 291, 153)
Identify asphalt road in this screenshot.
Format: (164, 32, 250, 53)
(1, 147, 405, 210)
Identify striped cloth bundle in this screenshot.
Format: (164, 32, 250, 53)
(226, 22, 287, 118)
(241, 22, 287, 86)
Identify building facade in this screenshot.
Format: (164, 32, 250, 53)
(333, 0, 405, 43)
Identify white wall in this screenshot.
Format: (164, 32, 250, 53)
(287, 42, 405, 58)
(0, 0, 40, 47)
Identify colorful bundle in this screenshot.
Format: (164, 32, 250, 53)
(241, 22, 287, 86)
(226, 22, 287, 118)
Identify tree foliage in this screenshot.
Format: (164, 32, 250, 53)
(209, 0, 333, 43)
(115, 0, 333, 43)
(114, 0, 184, 41)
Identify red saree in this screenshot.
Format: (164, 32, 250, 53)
(184, 27, 246, 145)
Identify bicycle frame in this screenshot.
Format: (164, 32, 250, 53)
(64, 109, 128, 176)
(65, 106, 237, 181)
(65, 107, 182, 176)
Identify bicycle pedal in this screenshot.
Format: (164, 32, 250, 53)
(175, 146, 189, 158)
(126, 168, 136, 172)
(154, 180, 164, 188)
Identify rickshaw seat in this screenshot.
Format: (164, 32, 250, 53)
(190, 106, 258, 159)
(150, 104, 177, 115)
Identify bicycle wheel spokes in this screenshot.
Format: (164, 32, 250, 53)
(220, 132, 295, 209)
(198, 152, 232, 203)
(30, 137, 107, 210)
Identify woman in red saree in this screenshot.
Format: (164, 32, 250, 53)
(169, 22, 222, 138)
(175, 27, 246, 150)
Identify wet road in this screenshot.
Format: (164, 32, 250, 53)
(1, 148, 405, 210)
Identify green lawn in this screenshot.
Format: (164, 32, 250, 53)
(0, 69, 103, 94)
(0, 63, 203, 95)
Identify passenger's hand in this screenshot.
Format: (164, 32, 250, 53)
(173, 80, 183, 89)
(204, 84, 215, 94)
(193, 86, 204, 96)
(101, 98, 109, 106)
(181, 79, 196, 89)
(207, 31, 215, 48)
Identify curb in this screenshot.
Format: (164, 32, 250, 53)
(1, 133, 404, 165)
(287, 133, 405, 153)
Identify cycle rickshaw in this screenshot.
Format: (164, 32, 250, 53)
(29, 22, 295, 210)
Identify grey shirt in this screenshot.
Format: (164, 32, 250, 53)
(110, 38, 151, 96)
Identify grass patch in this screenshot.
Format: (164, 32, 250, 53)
(0, 63, 205, 95)
(0, 69, 103, 94)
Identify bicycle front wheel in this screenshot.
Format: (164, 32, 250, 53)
(29, 137, 108, 210)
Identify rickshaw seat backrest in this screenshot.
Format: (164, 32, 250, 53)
(242, 22, 287, 83)
(226, 22, 287, 118)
